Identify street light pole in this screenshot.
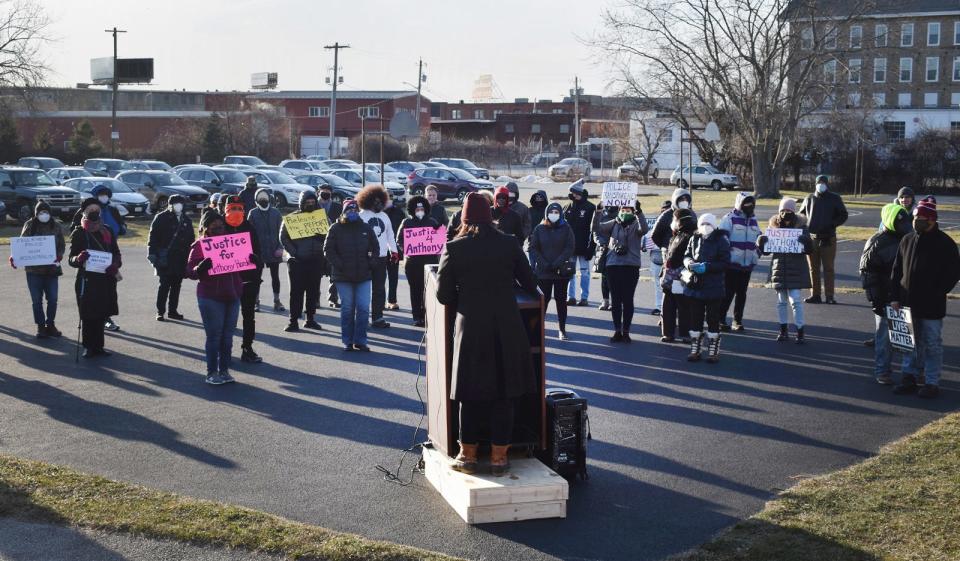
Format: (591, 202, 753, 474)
(416, 58, 423, 132)
(324, 42, 349, 158)
(104, 26, 127, 157)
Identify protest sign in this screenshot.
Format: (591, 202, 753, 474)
(10, 235, 56, 267)
(764, 228, 804, 253)
(283, 209, 330, 239)
(403, 226, 447, 257)
(885, 305, 915, 353)
(601, 182, 639, 208)
(200, 232, 256, 275)
(85, 250, 113, 274)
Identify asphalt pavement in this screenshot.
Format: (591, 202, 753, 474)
(0, 210, 957, 561)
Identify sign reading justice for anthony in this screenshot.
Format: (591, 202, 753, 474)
(403, 226, 447, 256)
(200, 232, 256, 275)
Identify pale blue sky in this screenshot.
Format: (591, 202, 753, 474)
(40, 0, 615, 102)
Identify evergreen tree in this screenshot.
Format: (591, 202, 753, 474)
(32, 125, 54, 153)
(201, 114, 227, 163)
(67, 119, 103, 161)
(0, 103, 22, 164)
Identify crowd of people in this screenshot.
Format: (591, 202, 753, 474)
(7, 174, 958, 396)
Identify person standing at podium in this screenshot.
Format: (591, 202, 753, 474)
(437, 192, 538, 476)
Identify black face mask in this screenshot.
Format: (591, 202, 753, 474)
(303, 204, 317, 213)
(372, 201, 384, 212)
(86, 211, 101, 222)
(319, 191, 331, 200)
(741, 204, 755, 217)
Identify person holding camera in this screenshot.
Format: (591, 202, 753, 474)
(148, 195, 195, 321)
(529, 202, 576, 340)
(683, 214, 731, 363)
(595, 203, 648, 343)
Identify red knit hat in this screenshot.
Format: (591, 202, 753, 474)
(914, 196, 937, 222)
(462, 192, 493, 224)
(494, 185, 511, 208)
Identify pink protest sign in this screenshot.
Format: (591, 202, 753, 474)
(403, 226, 447, 256)
(200, 232, 256, 275)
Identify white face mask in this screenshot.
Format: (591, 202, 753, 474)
(257, 198, 270, 209)
(37, 212, 51, 223)
(98, 195, 110, 204)
(415, 210, 426, 220)
(547, 212, 560, 223)
(699, 224, 715, 236)
(816, 183, 828, 194)
(172, 203, 183, 214)
(677, 200, 690, 210)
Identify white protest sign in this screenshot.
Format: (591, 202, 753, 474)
(885, 306, 915, 353)
(85, 250, 113, 274)
(764, 228, 804, 254)
(601, 182, 639, 208)
(11, 236, 56, 267)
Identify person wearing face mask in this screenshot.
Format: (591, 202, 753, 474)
(73, 186, 126, 333)
(596, 203, 649, 342)
(799, 175, 848, 304)
(280, 191, 328, 332)
(395, 196, 441, 327)
(529, 202, 576, 340)
(682, 214, 731, 363)
(641, 199, 671, 316)
(757, 198, 813, 343)
(238, 175, 259, 214)
(356, 185, 398, 329)
(718, 193, 761, 332)
(69, 203, 122, 358)
(147, 194, 195, 322)
(505, 181, 532, 241)
(221, 195, 264, 363)
(186, 212, 244, 385)
(563, 181, 596, 306)
(889, 197, 960, 399)
(652, 187, 694, 249)
(10, 201, 66, 338)
(591, 201, 620, 311)
(317, 183, 343, 309)
(492, 186, 525, 245)
(384, 193, 407, 311)
(247, 188, 285, 313)
(425, 185, 449, 227)
(527, 190, 548, 266)
(859, 203, 912, 385)
(324, 199, 379, 351)
(660, 208, 697, 343)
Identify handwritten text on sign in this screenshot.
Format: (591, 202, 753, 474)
(601, 182, 639, 208)
(200, 232, 256, 275)
(284, 209, 330, 239)
(403, 226, 447, 256)
(85, 250, 113, 274)
(764, 228, 804, 254)
(885, 305, 915, 353)
(11, 235, 56, 267)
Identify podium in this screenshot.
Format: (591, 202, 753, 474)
(424, 264, 547, 458)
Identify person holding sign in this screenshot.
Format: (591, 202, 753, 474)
(280, 191, 329, 333)
(595, 202, 648, 343)
(69, 203, 122, 358)
(395, 196, 443, 327)
(9, 201, 65, 339)
(222, 196, 265, 364)
(324, 199, 379, 351)
(529, 202, 576, 340)
(757, 198, 812, 344)
(890, 197, 960, 399)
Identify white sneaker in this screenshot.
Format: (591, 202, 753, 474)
(559, 330, 570, 341)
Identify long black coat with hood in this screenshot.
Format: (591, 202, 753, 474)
(323, 208, 380, 283)
(280, 191, 328, 269)
(147, 196, 195, 278)
(396, 196, 442, 269)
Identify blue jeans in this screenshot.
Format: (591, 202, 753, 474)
(26, 273, 58, 326)
(776, 289, 804, 327)
(649, 261, 663, 310)
(873, 313, 892, 377)
(197, 297, 240, 375)
(567, 255, 591, 300)
(336, 280, 371, 346)
(901, 318, 943, 386)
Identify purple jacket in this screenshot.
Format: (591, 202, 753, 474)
(185, 240, 243, 302)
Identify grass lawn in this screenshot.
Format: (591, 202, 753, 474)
(671, 412, 960, 561)
(0, 454, 461, 561)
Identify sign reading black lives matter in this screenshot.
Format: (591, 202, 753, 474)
(885, 305, 915, 353)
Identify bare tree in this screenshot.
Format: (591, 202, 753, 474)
(599, 0, 867, 197)
(0, 0, 49, 88)
(630, 112, 672, 182)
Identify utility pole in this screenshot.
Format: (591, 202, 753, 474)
(324, 42, 349, 158)
(105, 27, 127, 157)
(415, 58, 424, 131)
(573, 76, 581, 156)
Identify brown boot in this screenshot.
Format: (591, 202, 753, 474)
(452, 442, 478, 474)
(490, 444, 511, 477)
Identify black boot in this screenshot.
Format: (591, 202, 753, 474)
(241, 346, 263, 363)
(893, 375, 919, 395)
(776, 323, 789, 342)
(45, 322, 62, 338)
(795, 326, 805, 344)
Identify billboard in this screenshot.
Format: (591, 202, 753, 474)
(251, 72, 278, 90)
(90, 57, 154, 85)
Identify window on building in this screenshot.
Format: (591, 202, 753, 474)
(953, 56, 960, 81)
(850, 25, 863, 49)
(824, 60, 837, 83)
(473, 109, 485, 119)
(901, 23, 914, 47)
(952, 121, 960, 135)
(358, 106, 379, 118)
(451, 109, 462, 119)
(531, 123, 541, 134)
(662, 128, 674, 142)
(927, 57, 939, 81)
(897, 92, 912, 107)
(873, 93, 886, 107)
(875, 24, 888, 47)
(504, 123, 515, 134)
(308, 106, 329, 118)
(953, 92, 960, 106)
(849, 59, 862, 83)
(559, 123, 570, 134)
(493, 110, 503, 118)
(801, 27, 813, 50)
(955, 21, 960, 45)
(928, 22, 940, 46)
(900, 57, 913, 82)
(883, 121, 906, 143)
(552, 108, 564, 114)
(874, 58, 887, 82)
(825, 27, 838, 49)
(848, 92, 861, 107)
(924, 92, 938, 107)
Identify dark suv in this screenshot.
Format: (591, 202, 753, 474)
(17, 157, 66, 171)
(0, 167, 82, 221)
(176, 165, 248, 194)
(83, 158, 127, 177)
(428, 158, 489, 180)
(115, 170, 210, 213)
(223, 155, 266, 166)
(407, 167, 493, 202)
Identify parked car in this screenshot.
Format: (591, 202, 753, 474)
(617, 157, 660, 180)
(217, 163, 257, 172)
(406, 167, 494, 202)
(548, 158, 592, 180)
(526, 152, 561, 167)
(321, 159, 358, 166)
(319, 160, 359, 170)
(49, 167, 90, 183)
(241, 170, 314, 208)
(386, 161, 426, 174)
(223, 155, 266, 167)
(135, 159, 173, 171)
(17, 156, 66, 171)
(363, 163, 408, 185)
(62, 177, 151, 217)
(293, 172, 361, 204)
(325, 169, 406, 205)
(83, 158, 127, 177)
(429, 157, 489, 180)
(669, 164, 740, 191)
(0, 167, 82, 221)
(280, 159, 327, 173)
(176, 165, 248, 195)
(115, 170, 210, 213)
(419, 161, 448, 169)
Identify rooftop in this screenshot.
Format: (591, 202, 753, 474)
(250, 90, 419, 101)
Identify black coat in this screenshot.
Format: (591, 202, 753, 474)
(430, 204, 449, 228)
(321, 200, 343, 223)
(69, 228, 121, 320)
(226, 220, 263, 284)
(147, 209, 195, 278)
(385, 205, 406, 239)
(238, 185, 258, 214)
(493, 207, 525, 245)
(759, 215, 813, 291)
(799, 191, 848, 239)
(323, 219, 379, 283)
(859, 229, 902, 312)
(447, 210, 463, 241)
(280, 210, 328, 265)
(683, 229, 730, 301)
(436, 227, 538, 402)
(890, 227, 960, 319)
(396, 215, 442, 265)
(563, 199, 596, 257)
(529, 222, 575, 280)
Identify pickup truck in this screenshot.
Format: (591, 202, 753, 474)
(0, 166, 82, 221)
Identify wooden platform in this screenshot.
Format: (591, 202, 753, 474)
(422, 445, 569, 524)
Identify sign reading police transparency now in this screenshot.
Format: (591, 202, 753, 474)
(885, 305, 915, 353)
(601, 182, 639, 209)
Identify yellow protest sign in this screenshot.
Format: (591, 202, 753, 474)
(283, 209, 330, 239)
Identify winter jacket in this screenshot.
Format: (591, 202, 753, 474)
(719, 193, 761, 271)
(597, 211, 648, 268)
(71, 202, 126, 238)
(185, 240, 243, 302)
(860, 230, 902, 313)
(225, 220, 262, 284)
(662, 230, 694, 293)
(238, 185, 258, 214)
(323, 218, 379, 283)
(759, 215, 813, 291)
(69, 227, 121, 320)
(246, 189, 283, 264)
(359, 209, 398, 257)
(19, 211, 65, 276)
(447, 210, 462, 241)
(890, 227, 960, 320)
(493, 206, 525, 245)
(529, 205, 576, 280)
(799, 190, 848, 240)
(319, 200, 343, 223)
(683, 230, 731, 301)
(652, 188, 694, 248)
(147, 208, 195, 277)
(563, 198, 596, 257)
(529, 190, 548, 231)
(507, 182, 532, 240)
(385, 205, 407, 243)
(280, 197, 328, 264)
(430, 204, 449, 228)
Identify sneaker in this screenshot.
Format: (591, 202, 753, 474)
(167, 311, 184, 321)
(622, 332, 632, 343)
(328, 300, 341, 309)
(876, 373, 894, 385)
(863, 338, 875, 348)
(795, 326, 805, 344)
(386, 302, 400, 311)
(566, 297, 577, 306)
(303, 319, 322, 330)
(825, 298, 838, 305)
(45, 323, 62, 338)
(220, 372, 236, 384)
(274, 300, 286, 312)
(35, 325, 48, 339)
(156, 313, 165, 322)
(371, 318, 391, 329)
(776, 324, 789, 342)
(731, 321, 744, 332)
(254, 300, 261, 312)
(660, 336, 675, 343)
(284, 321, 299, 332)
(104, 318, 120, 331)
(343, 344, 356, 351)
(719, 322, 731, 332)
(610, 331, 624, 343)
(892, 376, 919, 395)
(804, 295, 822, 304)
(97, 349, 113, 357)
(917, 384, 940, 399)
(413, 319, 426, 328)
(353, 343, 371, 352)
(240, 347, 262, 363)
(205, 374, 226, 385)
(598, 300, 611, 311)
(558, 330, 569, 341)
(577, 298, 588, 306)
(650, 309, 661, 316)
